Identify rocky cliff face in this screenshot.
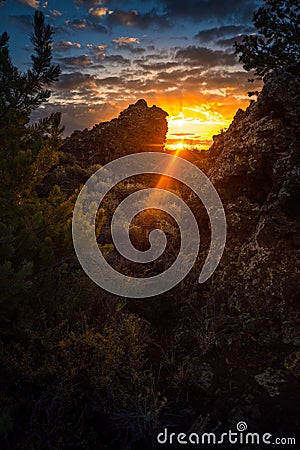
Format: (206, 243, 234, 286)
(169, 65, 300, 432)
(62, 99, 168, 167)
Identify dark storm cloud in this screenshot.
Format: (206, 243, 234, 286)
(31, 101, 122, 136)
(75, 0, 104, 6)
(87, 44, 107, 59)
(122, 77, 177, 93)
(13, 0, 39, 7)
(53, 41, 82, 51)
(175, 46, 237, 67)
(160, 0, 261, 22)
(58, 54, 93, 68)
(96, 76, 123, 85)
(137, 61, 179, 71)
(154, 68, 190, 81)
(103, 55, 131, 66)
(128, 46, 146, 54)
(195, 26, 246, 43)
(133, 51, 169, 64)
(181, 69, 255, 89)
(65, 19, 107, 33)
(55, 72, 96, 90)
(107, 9, 171, 29)
(149, 67, 261, 96)
(56, 52, 129, 70)
(217, 35, 249, 48)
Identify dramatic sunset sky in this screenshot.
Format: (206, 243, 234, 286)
(1, 0, 262, 149)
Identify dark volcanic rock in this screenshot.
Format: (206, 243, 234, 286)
(62, 99, 168, 167)
(167, 66, 300, 435)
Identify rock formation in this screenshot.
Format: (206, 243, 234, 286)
(168, 65, 300, 433)
(62, 99, 168, 167)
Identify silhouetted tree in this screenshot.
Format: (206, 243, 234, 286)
(0, 12, 67, 319)
(235, 0, 300, 78)
(0, 10, 60, 120)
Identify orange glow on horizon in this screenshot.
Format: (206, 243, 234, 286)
(166, 142, 186, 151)
(165, 108, 231, 151)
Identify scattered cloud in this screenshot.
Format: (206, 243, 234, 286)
(107, 9, 171, 30)
(175, 46, 237, 67)
(137, 61, 179, 71)
(217, 35, 249, 48)
(3, 0, 260, 141)
(87, 44, 107, 58)
(160, 0, 261, 22)
(88, 7, 109, 18)
(194, 25, 255, 46)
(58, 54, 93, 68)
(65, 19, 86, 29)
(96, 76, 123, 86)
(113, 36, 140, 48)
(53, 41, 81, 51)
(49, 9, 62, 17)
(195, 26, 245, 43)
(75, 0, 105, 6)
(55, 72, 97, 91)
(15, 0, 39, 8)
(128, 46, 146, 54)
(103, 54, 131, 66)
(65, 18, 107, 33)
(31, 101, 122, 136)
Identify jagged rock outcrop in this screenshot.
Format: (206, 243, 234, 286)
(62, 99, 168, 167)
(207, 65, 300, 211)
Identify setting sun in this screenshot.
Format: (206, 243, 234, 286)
(165, 107, 232, 151)
(167, 142, 185, 151)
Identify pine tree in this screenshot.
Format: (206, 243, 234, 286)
(0, 11, 60, 120)
(0, 12, 71, 321)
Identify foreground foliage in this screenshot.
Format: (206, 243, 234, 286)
(0, 12, 163, 449)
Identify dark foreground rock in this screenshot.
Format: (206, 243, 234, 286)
(161, 65, 300, 438)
